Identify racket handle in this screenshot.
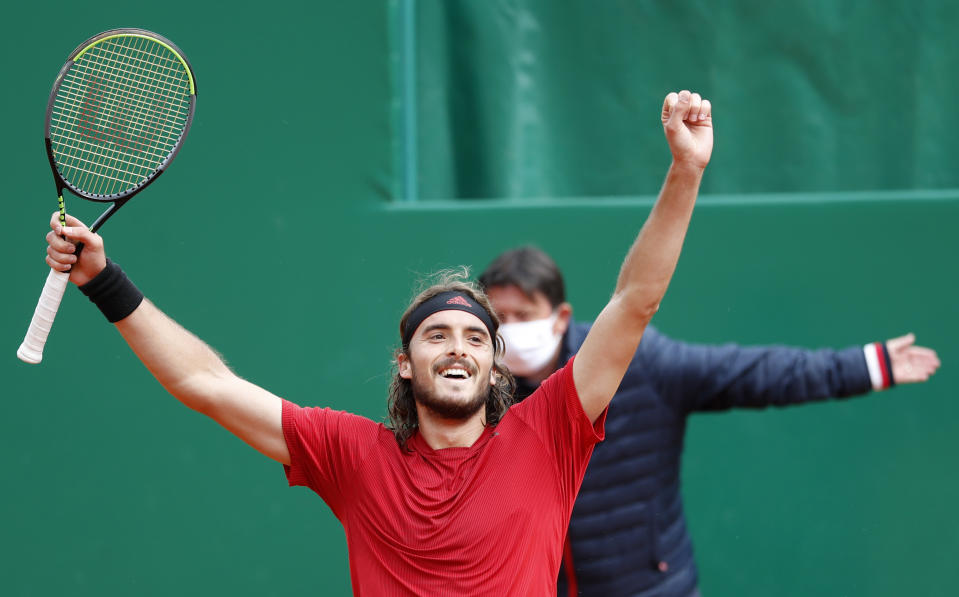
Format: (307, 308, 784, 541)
(17, 269, 71, 364)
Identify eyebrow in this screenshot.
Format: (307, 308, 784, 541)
(420, 323, 491, 339)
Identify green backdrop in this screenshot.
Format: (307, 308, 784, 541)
(410, 0, 959, 199)
(3, 2, 957, 596)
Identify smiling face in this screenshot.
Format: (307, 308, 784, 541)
(398, 309, 498, 421)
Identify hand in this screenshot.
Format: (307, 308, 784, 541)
(45, 212, 107, 287)
(661, 90, 713, 170)
(887, 333, 940, 384)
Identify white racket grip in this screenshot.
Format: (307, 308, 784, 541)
(17, 269, 71, 364)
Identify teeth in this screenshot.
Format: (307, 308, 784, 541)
(440, 368, 469, 378)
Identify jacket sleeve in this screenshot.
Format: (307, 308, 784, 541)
(644, 333, 874, 414)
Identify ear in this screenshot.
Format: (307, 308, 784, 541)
(554, 302, 573, 336)
(489, 367, 498, 387)
(398, 352, 413, 379)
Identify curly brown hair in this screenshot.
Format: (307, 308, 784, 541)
(387, 267, 515, 449)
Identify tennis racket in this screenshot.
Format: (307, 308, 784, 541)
(17, 28, 197, 364)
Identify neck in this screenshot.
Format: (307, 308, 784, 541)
(415, 405, 487, 449)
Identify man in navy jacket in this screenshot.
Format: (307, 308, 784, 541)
(479, 246, 940, 597)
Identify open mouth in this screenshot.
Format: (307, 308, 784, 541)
(439, 367, 471, 380)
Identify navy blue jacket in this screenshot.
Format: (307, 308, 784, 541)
(514, 322, 873, 597)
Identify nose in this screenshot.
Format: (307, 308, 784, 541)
(448, 333, 468, 356)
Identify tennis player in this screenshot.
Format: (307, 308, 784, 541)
(41, 89, 713, 595)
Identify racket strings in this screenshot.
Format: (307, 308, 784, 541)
(53, 46, 173, 192)
(63, 60, 184, 151)
(62, 37, 189, 155)
(65, 46, 191, 132)
(53, 65, 186, 193)
(50, 34, 192, 197)
(54, 36, 189, 194)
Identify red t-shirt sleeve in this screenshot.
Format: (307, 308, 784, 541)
(511, 355, 607, 497)
(281, 399, 380, 517)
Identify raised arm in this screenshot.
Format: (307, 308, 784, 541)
(574, 90, 713, 422)
(45, 213, 290, 465)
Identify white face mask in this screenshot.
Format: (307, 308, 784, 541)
(498, 313, 562, 377)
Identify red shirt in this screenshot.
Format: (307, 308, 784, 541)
(282, 357, 606, 596)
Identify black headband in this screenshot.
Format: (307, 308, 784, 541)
(402, 291, 496, 348)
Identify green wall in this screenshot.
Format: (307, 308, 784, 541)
(3, 2, 957, 596)
(412, 0, 959, 198)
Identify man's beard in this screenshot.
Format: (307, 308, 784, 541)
(411, 362, 489, 421)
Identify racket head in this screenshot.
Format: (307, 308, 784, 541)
(45, 28, 197, 205)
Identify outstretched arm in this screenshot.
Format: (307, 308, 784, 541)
(574, 90, 713, 422)
(647, 332, 939, 414)
(45, 213, 290, 465)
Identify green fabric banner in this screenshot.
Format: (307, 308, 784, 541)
(411, 0, 959, 199)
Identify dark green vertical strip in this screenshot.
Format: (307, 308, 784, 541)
(390, 0, 418, 202)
